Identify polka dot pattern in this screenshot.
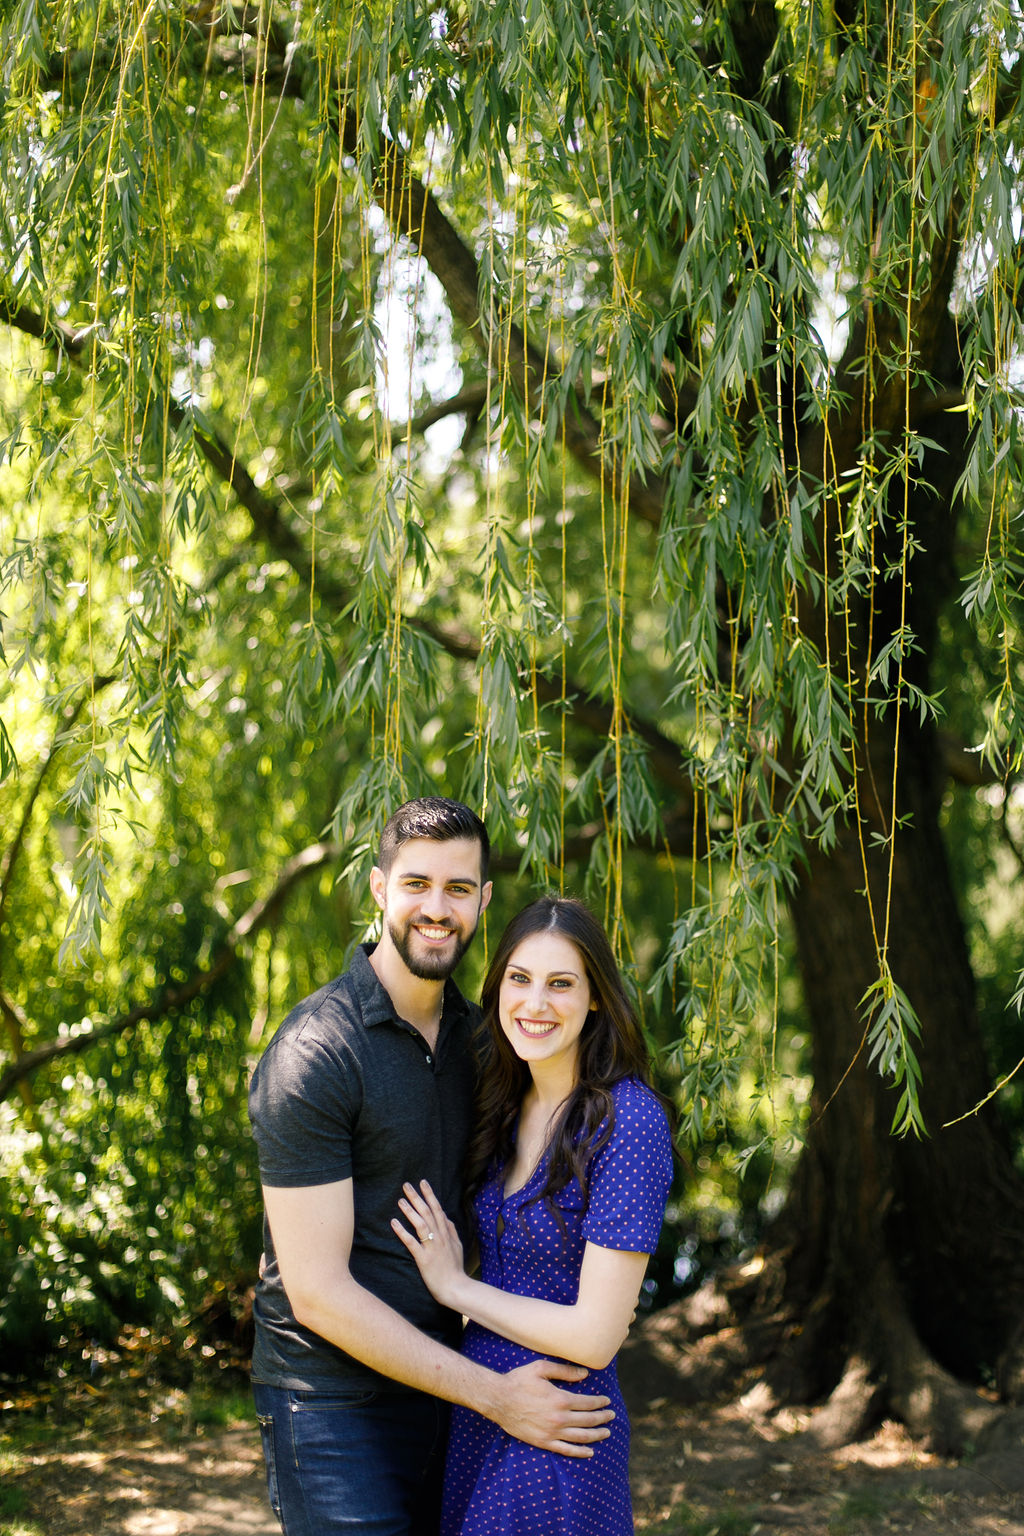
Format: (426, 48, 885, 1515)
(442, 1077, 673, 1535)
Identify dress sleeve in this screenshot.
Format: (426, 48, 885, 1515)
(581, 1078, 673, 1253)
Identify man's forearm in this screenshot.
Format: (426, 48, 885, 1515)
(289, 1273, 615, 1459)
(291, 1272, 504, 1418)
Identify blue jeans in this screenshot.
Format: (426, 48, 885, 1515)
(252, 1381, 449, 1536)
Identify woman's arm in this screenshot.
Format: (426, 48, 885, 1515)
(393, 1180, 648, 1370)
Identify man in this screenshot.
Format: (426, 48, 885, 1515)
(249, 796, 613, 1535)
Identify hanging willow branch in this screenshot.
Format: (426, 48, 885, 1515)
(38, 24, 668, 523)
(0, 293, 695, 813)
(1, 0, 1022, 1146)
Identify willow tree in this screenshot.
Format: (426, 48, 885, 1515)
(2, 0, 1024, 1447)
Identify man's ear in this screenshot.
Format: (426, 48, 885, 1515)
(369, 866, 387, 911)
(480, 880, 493, 913)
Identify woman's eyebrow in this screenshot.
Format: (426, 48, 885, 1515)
(505, 965, 582, 980)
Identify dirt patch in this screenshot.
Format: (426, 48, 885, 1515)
(5, 1395, 1024, 1536)
(630, 1396, 1024, 1534)
(2, 1425, 277, 1536)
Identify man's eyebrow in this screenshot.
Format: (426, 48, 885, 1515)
(399, 871, 480, 887)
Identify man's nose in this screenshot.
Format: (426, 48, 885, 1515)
(420, 887, 452, 921)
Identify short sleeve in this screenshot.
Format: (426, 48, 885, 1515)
(581, 1078, 673, 1253)
(248, 1021, 361, 1188)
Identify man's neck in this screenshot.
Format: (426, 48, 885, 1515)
(368, 936, 447, 1042)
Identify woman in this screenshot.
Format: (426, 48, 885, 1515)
(393, 895, 674, 1535)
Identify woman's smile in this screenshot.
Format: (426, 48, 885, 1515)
(498, 930, 596, 1079)
(514, 1016, 559, 1037)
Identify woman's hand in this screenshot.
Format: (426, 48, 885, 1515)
(392, 1180, 467, 1309)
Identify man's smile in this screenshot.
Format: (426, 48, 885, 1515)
(414, 924, 456, 943)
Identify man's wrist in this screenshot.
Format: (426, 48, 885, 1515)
(462, 1357, 503, 1423)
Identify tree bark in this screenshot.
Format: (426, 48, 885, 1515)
(629, 728, 1024, 1449)
(778, 710, 1024, 1425)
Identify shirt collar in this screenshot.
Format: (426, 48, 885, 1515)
(351, 942, 472, 1030)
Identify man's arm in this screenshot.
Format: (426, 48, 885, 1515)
(261, 1179, 614, 1456)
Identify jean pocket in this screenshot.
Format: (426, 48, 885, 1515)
(255, 1412, 281, 1519)
(290, 1388, 380, 1412)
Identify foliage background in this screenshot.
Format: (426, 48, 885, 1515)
(2, 0, 1024, 1386)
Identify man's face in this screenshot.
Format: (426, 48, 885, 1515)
(370, 837, 492, 981)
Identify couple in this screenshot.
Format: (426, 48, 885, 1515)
(249, 797, 673, 1535)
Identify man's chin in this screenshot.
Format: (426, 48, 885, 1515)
(391, 926, 472, 980)
(406, 956, 458, 981)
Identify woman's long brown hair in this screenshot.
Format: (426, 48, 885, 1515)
(466, 896, 671, 1225)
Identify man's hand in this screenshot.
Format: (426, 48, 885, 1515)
(488, 1358, 614, 1458)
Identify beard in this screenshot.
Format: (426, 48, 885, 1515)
(387, 915, 476, 980)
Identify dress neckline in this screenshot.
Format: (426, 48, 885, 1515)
(501, 1126, 550, 1202)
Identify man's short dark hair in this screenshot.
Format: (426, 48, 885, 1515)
(377, 796, 490, 880)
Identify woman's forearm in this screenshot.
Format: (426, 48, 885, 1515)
(447, 1246, 649, 1370)
(452, 1277, 618, 1368)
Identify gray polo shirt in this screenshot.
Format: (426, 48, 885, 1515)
(248, 944, 477, 1391)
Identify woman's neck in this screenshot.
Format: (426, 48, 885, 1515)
(524, 1062, 576, 1116)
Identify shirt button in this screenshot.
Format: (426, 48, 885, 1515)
(425, 1054, 433, 1065)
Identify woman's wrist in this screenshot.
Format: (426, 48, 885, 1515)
(443, 1269, 474, 1316)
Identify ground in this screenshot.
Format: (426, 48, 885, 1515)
(4, 1385, 1024, 1536)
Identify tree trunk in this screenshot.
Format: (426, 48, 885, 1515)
(777, 701, 1024, 1433)
(754, 178, 1024, 1447)
(625, 712, 1024, 1451)
(623, 207, 1024, 1448)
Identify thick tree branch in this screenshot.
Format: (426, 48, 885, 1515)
(0, 839, 341, 1105)
(404, 381, 489, 436)
(0, 291, 317, 583)
(333, 122, 667, 525)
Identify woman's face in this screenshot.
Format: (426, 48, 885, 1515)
(497, 930, 596, 1081)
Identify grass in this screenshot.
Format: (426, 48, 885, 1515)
(172, 1385, 253, 1434)
(1, 1372, 252, 1476)
(828, 1484, 931, 1533)
(652, 1497, 764, 1535)
(0, 1460, 41, 1536)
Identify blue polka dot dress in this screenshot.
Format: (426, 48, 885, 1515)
(442, 1076, 673, 1535)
